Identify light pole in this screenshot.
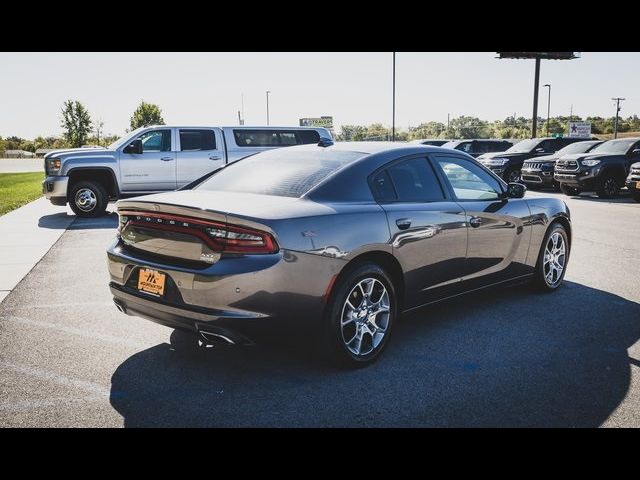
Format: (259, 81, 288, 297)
(543, 84, 551, 136)
(392, 52, 396, 142)
(612, 97, 625, 139)
(266, 90, 271, 125)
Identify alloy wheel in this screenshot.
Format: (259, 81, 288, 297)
(603, 177, 618, 197)
(543, 232, 566, 287)
(340, 278, 391, 356)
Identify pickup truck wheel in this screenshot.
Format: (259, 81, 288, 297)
(69, 180, 108, 217)
(559, 184, 581, 196)
(595, 175, 619, 199)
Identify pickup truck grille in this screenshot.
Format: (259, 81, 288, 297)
(556, 159, 578, 171)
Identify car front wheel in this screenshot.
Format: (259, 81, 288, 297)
(323, 263, 397, 367)
(596, 174, 619, 199)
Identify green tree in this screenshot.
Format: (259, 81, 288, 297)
(0, 136, 5, 155)
(53, 138, 68, 149)
(409, 121, 446, 140)
(60, 99, 93, 147)
(336, 125, 367, 141)
(445, 116, 488, 139)
(130, 101, 165, 130)
(4, 136, 24, 150)
(19, 140, 35, 152)
(364, 123, 390, 140)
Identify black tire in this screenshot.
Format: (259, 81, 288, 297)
(552, 180, 561, 192)
(632, 192, 640, 203)
(504, 167, 521, 183)
(532, 222, 570, 292)
(322, 263, 398, 368)
(595, 174, 619, 199)
(68, 180, 108, 217)
(559, 183, 581, 196)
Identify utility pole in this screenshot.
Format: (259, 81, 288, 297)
(612, 97, 625, 139)
(266, 90, 271, 126)
(447, 113, 450, 134)
(241, 93, 245, 125)
(237, 111, 242, 125)
(392, 52, 396, 142)
(532, 58, 541, 138)
(544, 84, 551, 136)
(570, 104, 573, 122)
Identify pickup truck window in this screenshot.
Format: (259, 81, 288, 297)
(233, 129, 320, 147)
(140, 129, 171, 152)
(179, 129, 216, 151)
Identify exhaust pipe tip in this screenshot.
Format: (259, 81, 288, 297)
(113, 299, 126, 314)
(199, 330, 236, 346)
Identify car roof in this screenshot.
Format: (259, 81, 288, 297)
(143, 125, 326, 130)
(283, 141, 459, 156)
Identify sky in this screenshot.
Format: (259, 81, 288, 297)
(1, 52, 638, 139)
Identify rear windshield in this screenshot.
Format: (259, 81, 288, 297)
(590, 139, 637, 154)
(196, 148, 365, 198)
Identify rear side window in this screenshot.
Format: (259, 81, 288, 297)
(456, 142, 474, 154)
(179, 129, 216, 151)
(233, 129, 320, 147)
(197, 148, 364, 198)
(372, 157, 444, 202)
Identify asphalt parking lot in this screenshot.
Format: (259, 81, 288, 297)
(1, 190, 639, 427)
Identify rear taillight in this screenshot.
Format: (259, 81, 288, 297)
(118, 211, 278, 254)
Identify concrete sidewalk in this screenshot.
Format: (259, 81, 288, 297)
(0, 158, 43, 173)
(0, 197, 75, 303)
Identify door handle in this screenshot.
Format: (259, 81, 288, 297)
(469, 216, 482, 228)
(160, 156, 174, 161)
(209, 155, 222, 161)
(396, 218, 412, 230)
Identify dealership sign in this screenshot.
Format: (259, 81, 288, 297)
(300, 116, 333, 128)
(568, 122, 591, 138)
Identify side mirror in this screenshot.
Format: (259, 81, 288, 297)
(630, 148, 640, 156)
(507, 182, 526, 199)
(123, 138, 143, 154)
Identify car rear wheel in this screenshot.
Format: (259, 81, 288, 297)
(323, 263, 397, 368)
(69, 180, 108, 217)
(596, 175, 619, 199)
(533, 222, 569, 292)
(559, 184, 581, 196)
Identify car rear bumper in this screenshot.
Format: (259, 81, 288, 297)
(42, 176, 68, 205)
(107, 238, 343, 341)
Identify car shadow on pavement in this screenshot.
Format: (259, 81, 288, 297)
(110, 280, 640, 427)
(38, 212, 118, 230)
(568, 193, 637, 204)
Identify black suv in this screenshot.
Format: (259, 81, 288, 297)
(521, 140, 603, 190)
(477, 137, 592, 183)
(555, 138, 640, 198)
(625, 162, 640, 202)
(441, 139, 513, 158)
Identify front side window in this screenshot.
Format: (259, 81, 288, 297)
(279, 132, 298, 145)
(296, 130, 321, 144)
(179, 129, 216, 151)
(139, 129, 171, 152)
(456, 142, 474, 153)
(435, 156, 502, 201)
(382, 157, 444, 202)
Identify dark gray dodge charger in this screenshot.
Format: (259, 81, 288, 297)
(107, 141, 571, 366)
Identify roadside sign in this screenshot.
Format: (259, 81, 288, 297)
(300, 116, 333, 128)
(568, 121, 591, 138)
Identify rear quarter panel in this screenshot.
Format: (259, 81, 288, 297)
(525, 196, 571, 266)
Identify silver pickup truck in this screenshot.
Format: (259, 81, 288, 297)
(43, 125, 331, 217)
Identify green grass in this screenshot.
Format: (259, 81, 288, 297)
(0, 172, 44, 216)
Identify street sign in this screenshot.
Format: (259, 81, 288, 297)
(300, 116, 333, 128)
(568, 122, 591, 138)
